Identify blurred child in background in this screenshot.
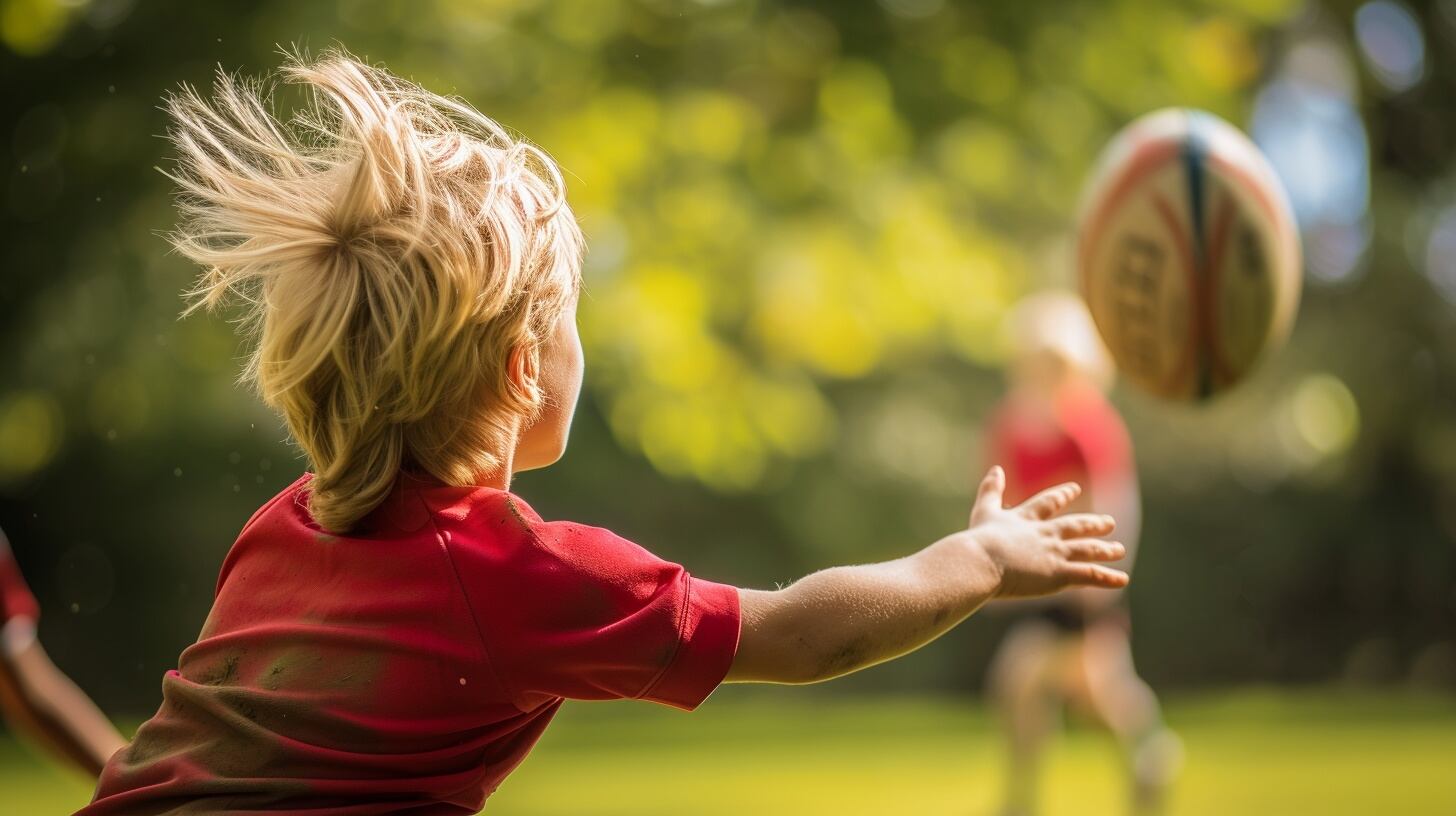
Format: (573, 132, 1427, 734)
(0, 524, 125, 777)
(983, 292, 1181, 816)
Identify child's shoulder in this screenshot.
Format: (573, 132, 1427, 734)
(239, 472, 314, 534)
(409, 477, 539, 533)
(240, 471, 525, 538)
(403, 480, 665, 580)
(239, 472, 644, 571)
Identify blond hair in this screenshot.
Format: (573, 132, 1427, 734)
(1006, 290, 1115, 391)
(163, 49, 583, 532)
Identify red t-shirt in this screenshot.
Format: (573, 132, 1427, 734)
(985, 383, 1132, 506)
(80, 473, 740, 814)
(0, 529, 42, 626)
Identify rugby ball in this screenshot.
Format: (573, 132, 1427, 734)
(1076, 108, 1301, 400)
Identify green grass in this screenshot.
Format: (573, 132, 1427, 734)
(7, 688, 1455, 814)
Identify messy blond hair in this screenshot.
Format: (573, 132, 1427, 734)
(1006, 290, 1115, 391)
(164, 49, 583, 532)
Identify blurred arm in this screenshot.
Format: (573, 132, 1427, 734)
(1093, 472, 1140, 553)
(0, 619, 126, 777)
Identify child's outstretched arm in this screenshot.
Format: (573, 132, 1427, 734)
(0, 630, 127, 776)
(724, 467, 1127, 685)
(0, 526, 125, 776)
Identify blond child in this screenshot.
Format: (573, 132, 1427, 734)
(79, 52, 1128, 814)
(983, 292, 1179, 816)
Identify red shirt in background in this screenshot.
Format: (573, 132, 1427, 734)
(985, 383, 1133, 507)
(80, 473, 740, 814)
(0, 530, 42, 627)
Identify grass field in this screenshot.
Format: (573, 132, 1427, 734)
(6, 688, 1454, 814)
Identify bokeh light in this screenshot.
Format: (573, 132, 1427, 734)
(1287, 373, 1360, 461)
(1354, 1, 1426, 94)
(1424, 203, 1456, 305)
(1252, 37, 1371, 284)
(0, 390, 64, 483)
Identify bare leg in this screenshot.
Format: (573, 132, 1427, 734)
(1073, 617, 1180, 816)
(988, 620, 1065, 816)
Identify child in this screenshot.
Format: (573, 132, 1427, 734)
(981, 292, 1179, 816)
(0, 525, 125, 777)
(79, 52, 1129, 813)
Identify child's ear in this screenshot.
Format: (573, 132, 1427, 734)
(507, 342, 541, 403)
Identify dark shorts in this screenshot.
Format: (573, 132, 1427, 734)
(1034, 602, 1130, 635)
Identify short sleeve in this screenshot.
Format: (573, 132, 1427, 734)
(1063, 389, 1133, 485)
(0, 529, 41, 625)
(985, 400, 1093, 506)
(445, 505, 740, 712)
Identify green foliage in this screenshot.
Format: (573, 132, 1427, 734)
(0, 0, 1296, 487)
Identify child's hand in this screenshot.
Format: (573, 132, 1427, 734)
(968, 466, 1128, 599)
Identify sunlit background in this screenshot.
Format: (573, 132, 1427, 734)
(1, 0, 1453, 812)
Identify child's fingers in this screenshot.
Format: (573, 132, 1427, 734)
(1018, 482, 1081, 520)
(1063, 539, 1126, 562)
(970, 466, 1006, 523)
(1051, 513, 1115, 539)
(1061, 562, 1129, 588)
